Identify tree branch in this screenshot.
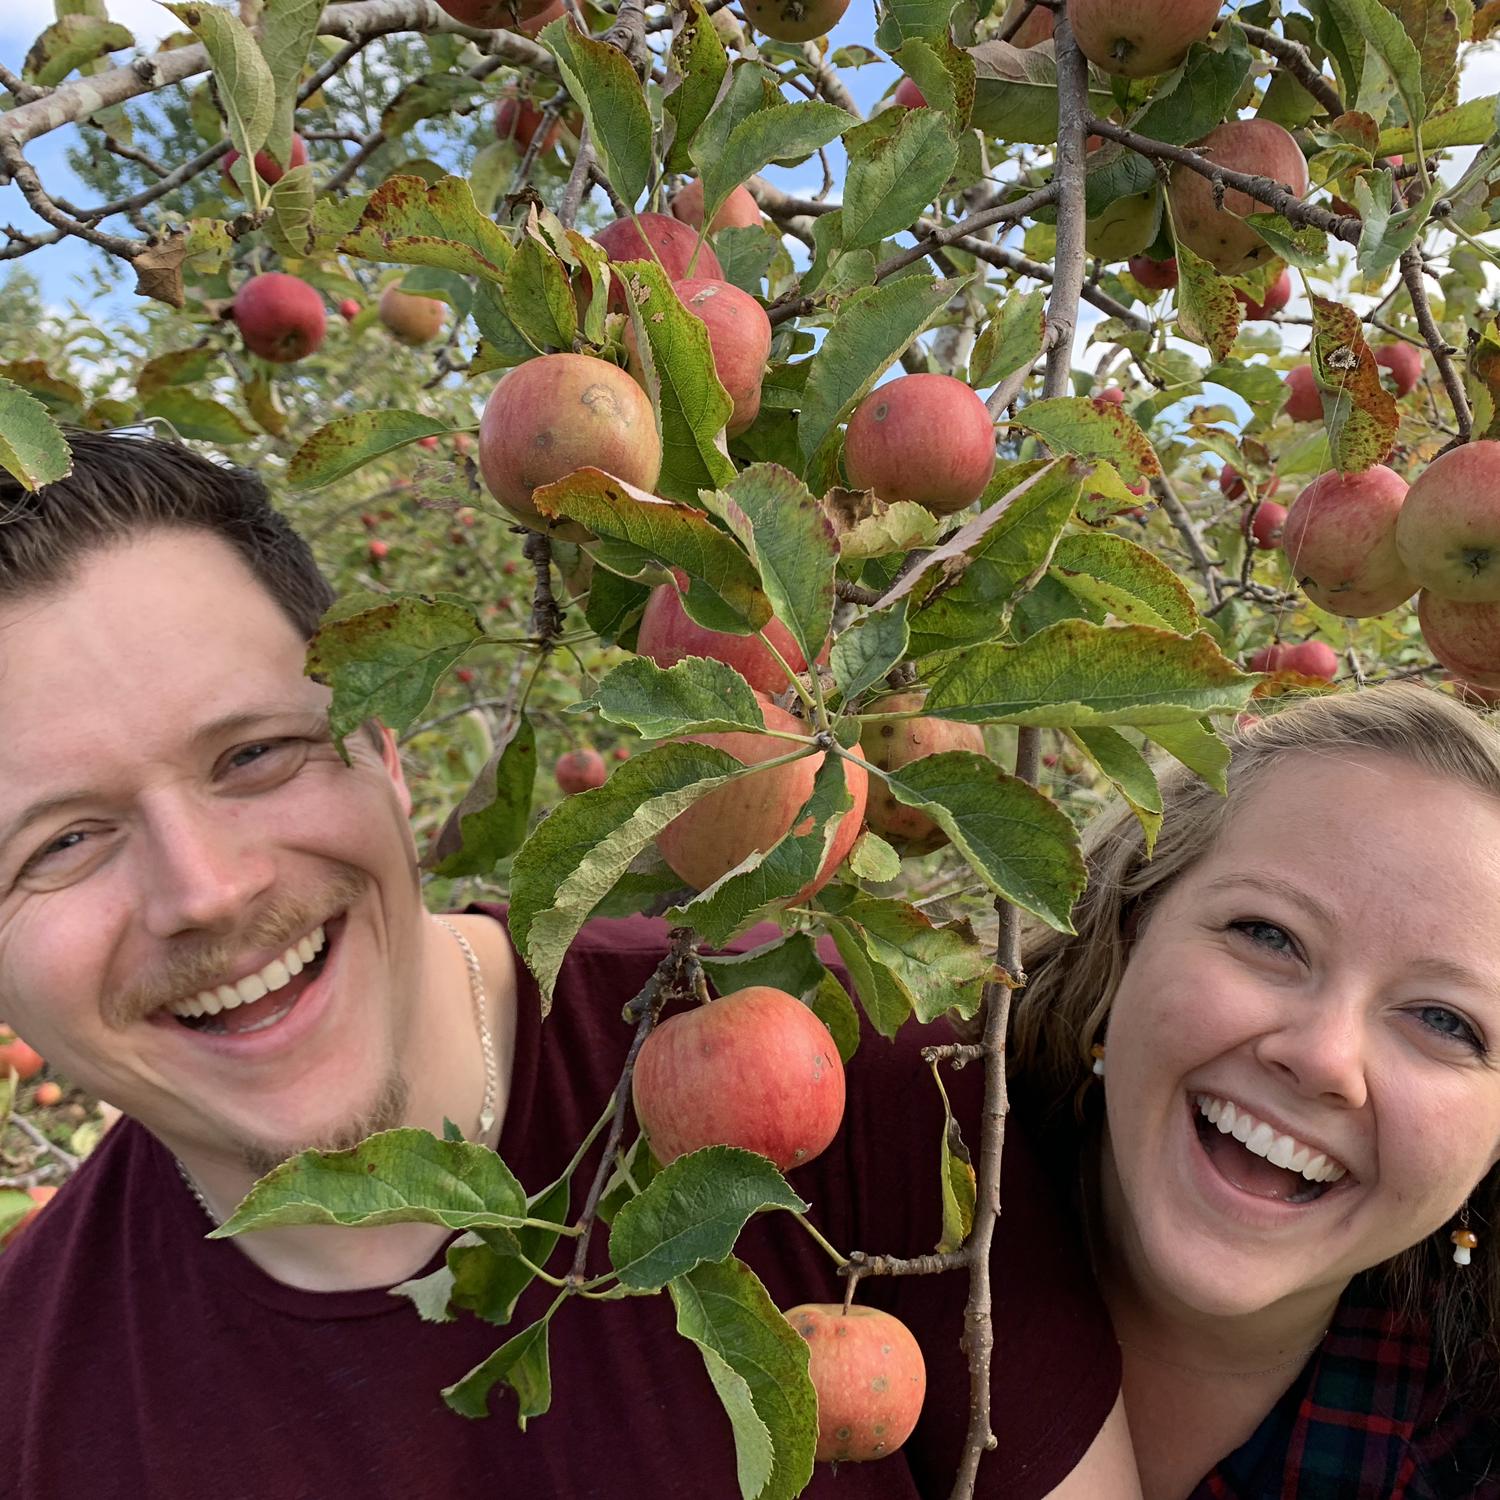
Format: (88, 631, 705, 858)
(1400, 245, 1471, 443)
(1238, 23, 1344, 118)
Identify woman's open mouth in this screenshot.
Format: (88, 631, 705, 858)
(1190, 1092, 1352, 1207)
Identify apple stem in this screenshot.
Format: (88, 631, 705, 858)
(791, 1209, 849, 1269)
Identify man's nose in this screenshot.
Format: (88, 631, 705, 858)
(135, 794, 277, 939)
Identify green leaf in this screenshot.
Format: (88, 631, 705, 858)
(609, 1147, 808, 1292)
(1323, 0, 1425, 128)
(841, 108, 959, 251)
(798, 275, 962, 466)
(22, 15, 133, 87)
(0, 1189, 34, 1244)
(1378, 95, 1497, 154)
(664, 0, 730, 173)
(858, 751, 1085, 933)
(667, 753, 852, 946)
(700, 934, 861, 1064)
(531, 469, 769, 635)
(702, 464, 837, 672)
(261, 163, 316, 258)
(905, 460, 1081, 657)
(1065, 726, 1164, 855)
(619, 259, 736, 503)
(1049, 532, 1200, 635)
(340, 174, 513, 283)
(163, 3, 273, 183)
(380, 72, 486, 138)
(305, 594, 484, 746)
(502, 223, 578, 353)
(1, 358, 86, 414)
(969, 39, 1116, 144)
(694, 99, 853, 240)
(823, 917, 913, 1037)
(669, 1257, 818, 1500)
(1310, 294, 1399, 473)
(930, 1066, 975, 1254)
(1239, 214, 1330, 271)
(831, 604, 910, 704)
(575, 655, 768, 739)
(141, 389, 255, 445)
(442, 1317, 554, 1425)
(969, 286, 1046, 388)
(424, 714, 538, 877)
(209, 1127, 531, 1237)
(1140, 718, 1230, 794)
(848, 829, 901, 882)
(507, 743, 750, 1005)
(288, 409, 455, 488)
(1010, 397, 1163, 486)
(833, 499, 941, 560)
(0, 377, 72, 492)
(1174, 241, 1242, 364)
(541, 17, 654, 209)
(259, 0, 322, 165)
(926, 619, 1256, 728)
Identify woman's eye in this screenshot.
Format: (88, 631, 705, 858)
(1412, 1005, 1485, 1054)
(1229, 919, 1296, 955)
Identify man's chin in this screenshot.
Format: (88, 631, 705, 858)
(236, 1070, 411, 1182)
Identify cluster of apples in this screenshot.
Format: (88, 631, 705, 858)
(0, 1026, 60, 1251)
(633, 985, 927, 1463)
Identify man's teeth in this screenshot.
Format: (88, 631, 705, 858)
(165, 924, 327, 1019)
(1194, 1094, 1348, 1184)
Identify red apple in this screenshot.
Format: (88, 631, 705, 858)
(1395, 441, 1500, 603)
(338, 298, 360, 320)
(1247, 641, 1338, 681)
(670, 181, 763, 234)
(613, 745, 631, 761)
(1374, 342, 1423, 397)
(1419, 592, 1500, 687)
(844, 374, 996, 516)
(593, 213, 723, 309)
(1170, 119, 1310, 274)
(1219, 465, 1280, 503)
(432, 0, 556, 26)
(1281, 464, 1414, 617)
(455, 667, 476, 685)
(555, 748, 607, 794)
(999, 0, 1054, 45)
(858, 692, 986, 853)
(478, 352, 662, 535)
(632, 985, 845, 1171)
(1446, 674, 1500, 709)
(222, 132, 308, 190)
(893, 77, 928, 109)
(1283, 364, 1322, 423)
(637, 576, 827, 695)
(1094, 386, 1126, 406)
(32, 1080, 63, 1108)
(1067, 0, 1219, 77)
(0, 1029, 44, 1083)
(368, 539, 389, 562)
(785, 1304, 927, 1462)
(1, 1185, 58, 1249)
(1243, 500, 1287, 550)
(378, 286, 447, 347)
(656, 694, 867, 898)
(494, 92, 560, 152)
(417, 435, 440, 450)
(739, 0, 850, 42)
(1236, 269, 1292, 320)
(231, 272, 327, 364)
(1128, 255, 1178, 290)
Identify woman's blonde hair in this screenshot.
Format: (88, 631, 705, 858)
(1007, 680, 1500, 1404)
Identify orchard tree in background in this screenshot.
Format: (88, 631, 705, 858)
(2, 0, 1500, 1492)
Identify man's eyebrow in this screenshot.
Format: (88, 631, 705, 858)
(0, 704, 332, 853)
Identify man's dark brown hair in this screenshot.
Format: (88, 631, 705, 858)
(0, 427, 383, 751)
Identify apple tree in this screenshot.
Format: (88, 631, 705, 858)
(2, 0, 1499, 1492)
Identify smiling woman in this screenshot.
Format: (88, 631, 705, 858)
(1007, 682, 1500, 1499)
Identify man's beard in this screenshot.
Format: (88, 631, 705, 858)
(236, 1066, 412, 1181)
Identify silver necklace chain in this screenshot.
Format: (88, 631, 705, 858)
(175, 915, 498, 1229)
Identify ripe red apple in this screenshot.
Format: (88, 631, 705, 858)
(417, 435, 440, 451)
(379, 286, 447, 347)
(784, 1305, 927, 1462)
(1283, 364, 1322, 423)
(1219, 466, 1280, 503)
(1, 1185, 58, 1249)
(1446, 674, 1500, 709)
(1419, 593, 1500, 688)
(1170, 120, 1310, 274)
(1236, 269, 1292, 320)
(859, 692, 986, 853)
(1374, 343, 1423, 397)
(669, 180, 763, 234)
(893, 77, 928, 109)
(431, 0, 556, 25)
(613, 745, 631, 761)
(338, 298, 360, 320)
(636, 576, 827, 694)
(0, 1029, 44, 1083)
(1395, 441, 1500, 604)
(1281, 464, 1414, 618)
(656, 693, 868, 897)
(368, 539, 389, 562)
(514, 0, 563, 33)
(844, 374, 996, 516)
(478, 352, 661, 534)
(32, 1080, 63, 1108)
(594, 212, 723, 308)
(632, 986, 845, 1171)
(1067, 0, 1218, 77)
(555, 748, 607, 794)
(999, 0, 1054, 45)
(222, 132, 308, 190)
(1242, 500, 1287, 550)
(1247, 641, 1338, 681)
(1128, 255, 1178, 290)
(494, 92, 560, 152)
(739, 0, 850, 41)
(231, 272, 327, 363)
(1093, 386, 1125, 406)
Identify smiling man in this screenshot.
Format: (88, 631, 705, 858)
(0, 430, 1137, 1500)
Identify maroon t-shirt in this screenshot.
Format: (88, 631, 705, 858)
(0, 909, 1120, 1499)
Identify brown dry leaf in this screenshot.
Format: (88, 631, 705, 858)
(132, 234, 188, 308)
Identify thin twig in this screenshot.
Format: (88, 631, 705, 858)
(1238, 23, 1344, 117)
(1399, 245, 1471, 442)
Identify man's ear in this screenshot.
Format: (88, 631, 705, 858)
(373, 721, 413, 819)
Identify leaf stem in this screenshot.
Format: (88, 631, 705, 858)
(792, 1209, 849, 1268)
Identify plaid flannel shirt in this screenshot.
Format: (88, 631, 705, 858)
(1191, 1274, 1500, 1498)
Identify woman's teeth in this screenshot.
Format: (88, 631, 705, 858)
(1194, 1093, 1348, 1184)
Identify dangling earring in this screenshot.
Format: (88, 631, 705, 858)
(1090, 1044, 1106, 1077)
(1451, 1203, 1479, 1267)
